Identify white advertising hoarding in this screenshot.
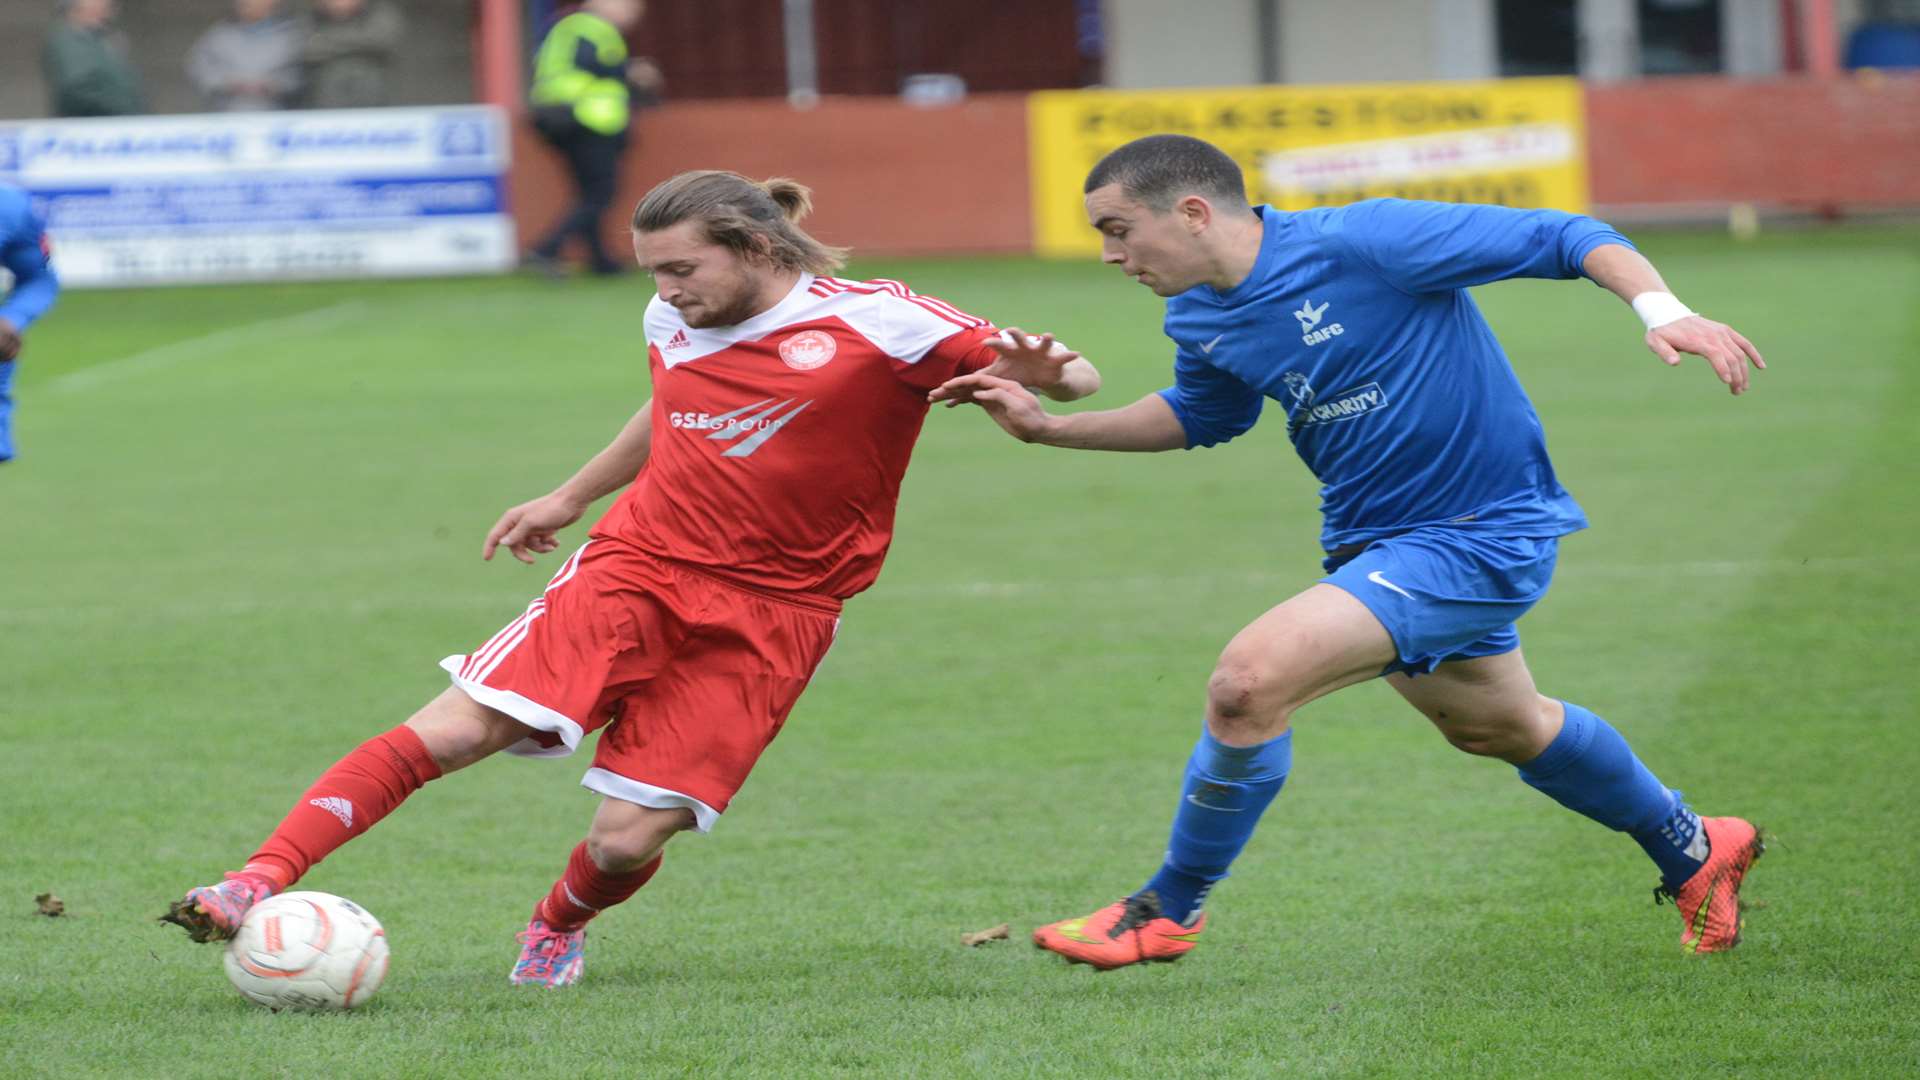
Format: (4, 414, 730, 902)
(0, 106, 515, 287)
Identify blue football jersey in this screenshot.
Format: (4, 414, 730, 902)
(0, 184, 59, 333)
(1156, 199, 1628, 549)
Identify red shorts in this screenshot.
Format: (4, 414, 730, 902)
(439, 539, 840, 831)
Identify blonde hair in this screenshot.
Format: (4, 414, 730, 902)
(631, 170, 849, 275)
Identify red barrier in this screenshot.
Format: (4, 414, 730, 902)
(512, 94, 1032, 262)
(1586, 73, 1920, 212)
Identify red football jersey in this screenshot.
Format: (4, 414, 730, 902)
(589, 273, 1000, 599)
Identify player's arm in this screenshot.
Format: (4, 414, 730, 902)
(1034, 354, 1100, 402)
(1580, 243, 1766, 396)
(966, 328, 1101, 402)
(0, 222, 60, 363)
(937, 337, 1257, 451)
(1332, 198, 1633, 292)
(483, 400, 654, 563)
(1336, 200, 1766, 396)
(937, 377, 1187, 450)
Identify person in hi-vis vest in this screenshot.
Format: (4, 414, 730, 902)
(526, 0, 662, 276)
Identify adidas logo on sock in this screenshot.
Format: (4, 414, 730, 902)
(562, 881, 602, 912)
(309, 796, 355, 829)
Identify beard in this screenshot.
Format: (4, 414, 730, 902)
(676, 283, 763, 329)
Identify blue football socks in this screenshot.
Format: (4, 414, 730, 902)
(1517, 701, 1708, 889)
(0, 359, 15, 461)
(1141, 728, 1292, 923)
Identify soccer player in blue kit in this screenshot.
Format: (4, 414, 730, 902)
(932, 134, 1769, 968)
(0, 183, 61, 463)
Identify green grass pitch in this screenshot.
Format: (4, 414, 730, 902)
(2, 227, 1917, 1077)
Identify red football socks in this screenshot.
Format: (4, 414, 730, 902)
(536, 842, 663, 931)
(243, 725, 444, 890)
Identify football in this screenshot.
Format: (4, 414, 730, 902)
(222, 891, 389, 1011)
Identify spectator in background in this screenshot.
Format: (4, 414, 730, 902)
(187, 0, 303, 111)
(42, 0, 144, 117)
(299, 0, 405, 109)
(524, 0, 664, 277)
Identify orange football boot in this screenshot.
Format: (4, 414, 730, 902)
(1032, 890, 1206, 969)
(1656, 816, 1765, 954)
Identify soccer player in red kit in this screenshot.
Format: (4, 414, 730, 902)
(162, 170, 1100, 987)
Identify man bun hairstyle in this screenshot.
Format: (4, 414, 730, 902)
(1084, 134, 1249, 212)
(761, 177, 813, 221)
(631, 170, 849, 275)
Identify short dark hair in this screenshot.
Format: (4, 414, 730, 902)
(1083, 134, 1248, 211)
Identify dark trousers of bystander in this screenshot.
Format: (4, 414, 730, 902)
(530, 110, 629, 275)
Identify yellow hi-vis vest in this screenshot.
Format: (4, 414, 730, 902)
(530, 12, 630, 135)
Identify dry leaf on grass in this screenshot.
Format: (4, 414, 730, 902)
(35, 893, 65, 917)
(960, 923, 1010, 947)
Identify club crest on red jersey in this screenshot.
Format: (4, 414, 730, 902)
(778, 330, 836, 370)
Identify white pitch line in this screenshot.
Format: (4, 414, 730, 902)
(46, 301, 368, 394)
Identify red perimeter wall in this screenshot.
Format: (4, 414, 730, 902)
(511, 94, 1032, 260)
(509, 75, 1920, 260)
(1585, 73, 1920, 211)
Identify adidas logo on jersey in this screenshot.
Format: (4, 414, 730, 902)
(665, 329, 691, 350)
(309, 797, 355, 829)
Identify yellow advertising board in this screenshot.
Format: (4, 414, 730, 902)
(1027, 77, 1588, 258)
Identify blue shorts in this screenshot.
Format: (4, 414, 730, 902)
(1321, 528, 1560, 677)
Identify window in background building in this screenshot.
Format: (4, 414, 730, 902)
(813, 0, 1086, 97)
(1496, 0, 1579, 77)
(1639, 0, 1724, 75)
(1075, 0, 1104, 87)
(626, 0, 1088, 101)
(628, 0, 788, 100)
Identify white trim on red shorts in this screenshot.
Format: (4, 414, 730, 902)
(580, 767, 721, 833)
(438, 656, 585, 759)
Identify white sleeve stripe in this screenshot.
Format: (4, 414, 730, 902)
(831, 276, 987, 328)
(907, 297, 980, 330)
(907, 291, 986, 328)
(806, 277, 990, 346)
(911, 293, 986, 327)
(890, 281, 983, 326)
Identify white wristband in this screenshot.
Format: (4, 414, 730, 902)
(1630, 291, 1695, 331)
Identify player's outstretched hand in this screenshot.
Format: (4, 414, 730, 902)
(1646, 315, 1765, 395)
(972, 327, 1080, 395)
(0, 317, 21, 362)
(927, 372, 1056, 443)
(483, 492, 588, 564)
